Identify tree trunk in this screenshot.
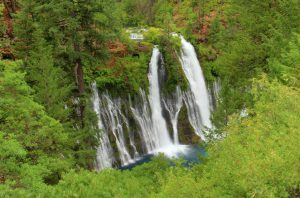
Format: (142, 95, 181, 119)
(3, 0, 17, 16)
(2, 0, 17, 38)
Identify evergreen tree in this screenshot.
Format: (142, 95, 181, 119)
(0, 60, 73, 184)
(268, 33, 300, 87)
(13, 0, 39, 60)
(27, 28, 72, 123)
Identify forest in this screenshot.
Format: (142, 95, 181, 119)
(0, 0, 299, 197)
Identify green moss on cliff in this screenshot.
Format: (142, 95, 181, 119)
(157, 34, 189, 95)
(94, 51, 151, 97)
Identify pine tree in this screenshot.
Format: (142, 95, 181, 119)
(0, 60, 73, 184)
(27, 28, 73, 123)
(13, 0, 39, 60)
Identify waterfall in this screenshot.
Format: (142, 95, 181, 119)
(148, 47, 173, 148)
(91, 83, 113, 170)
(100, 94, 133, 165)
(179, 36, 213, 140)
(127, 95, 140, 158)
(130, 89, 158, 152)
(183, 90, 207, 140)
(92, 39, 216, 169)
(163, 86, 183, 144)
(128, 130, 139, 158)
(130, 47, 174, 153)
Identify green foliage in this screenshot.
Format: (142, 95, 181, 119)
(0, 155, 171, 197)
(155, 164, 202, 198)
(153, 1, 175, 32)
(48, 156, 169, 198)
(157, 34, 188, 94)
(0, 60, 73, 185)
(0, 133, 26, 181)
(121, 0, 149, 26)
(13, 0, 39, 59)
(144, 27, 164, 44)
(26, 28, 72, 123)
(197, 78, 300, 197)
(95, 52, 151, 96)
(268, 33, 300, 87)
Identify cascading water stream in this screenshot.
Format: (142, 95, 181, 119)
(183, 90, 206, 140)
(124, 97, 139, 158)
(91, 82, 113, 170)
(179, 36, 213, 140)
(100, 94, 133, 165)
(163, 86, 183, 145)
(128, 130, 139, 158)
(148, 47, 173, 148)
(130, 89, 157, 152)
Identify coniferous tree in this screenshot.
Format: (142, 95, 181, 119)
(27, 28, 73, 123)
(13, 0, 39, 61)
(0, 60, 73, 184)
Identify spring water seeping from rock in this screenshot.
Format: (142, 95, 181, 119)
(163, 86, 183, 145)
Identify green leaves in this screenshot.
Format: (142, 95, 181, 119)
(268, 33, 300, 87)
(94, 13, 109, 25)
(0, 60, 73, 185)
(95, 52, 150, 96)
(198, 79, 300, 197)
(0, 134, 26, 160)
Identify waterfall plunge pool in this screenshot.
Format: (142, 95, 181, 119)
(120, 145, 206, 170)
